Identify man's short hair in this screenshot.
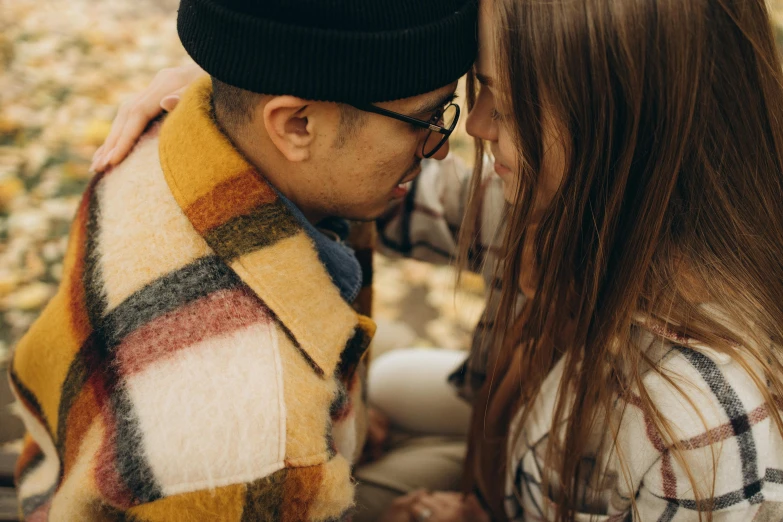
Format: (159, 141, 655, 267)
(211, 77, 262, 130)
(334, 104, 366, 148)
(211, 77, 365, 147)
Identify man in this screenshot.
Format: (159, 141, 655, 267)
(8, 0, 477, 519)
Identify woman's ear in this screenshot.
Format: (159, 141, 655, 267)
(262, 96, 315, 162)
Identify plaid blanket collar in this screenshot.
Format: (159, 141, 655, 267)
(158, 76, 370, 377)
(276, 191, 362, 303)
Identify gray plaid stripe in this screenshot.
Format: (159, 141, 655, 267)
(677, 347, 761, 498)
(657, 502, 679, 522)
(658, 477, 765, 510)
(101, 255, 241, 349)
(766, 468, 783, 484)
(21, 483, 56, 517)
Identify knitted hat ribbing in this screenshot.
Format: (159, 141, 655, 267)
(177, 0, 478, 103)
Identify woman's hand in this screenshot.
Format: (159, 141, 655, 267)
(381, 490, 491, 522)
(91, 62, 206, 172)
(379, 490, 428, 522)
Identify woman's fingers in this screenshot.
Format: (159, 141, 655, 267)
(160, 84, 189, 111)
(101, 88, 168, 169)
(410, 492, 464, 522)
(160, 94, 180, 112)
(92, 63, 205, 172)
(91, 96, 134, 171)
(416, 494, 452, 512)
(380, 491, 430, 522)
(90, 145, 105, 171)
(395, 489, 429, 506)
(91, 94, 142, 171)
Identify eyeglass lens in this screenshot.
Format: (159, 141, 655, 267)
(423, 104, 459, 157)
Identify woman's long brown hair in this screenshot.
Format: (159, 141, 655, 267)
(460, 0, 783, 519)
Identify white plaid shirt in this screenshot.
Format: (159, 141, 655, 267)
(379, 155, 783, 521)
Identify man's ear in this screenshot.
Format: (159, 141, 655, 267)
(262, 96, 314, 162)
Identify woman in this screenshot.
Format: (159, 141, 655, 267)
(94, 0, 783, 519)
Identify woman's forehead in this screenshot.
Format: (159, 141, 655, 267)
(477, 0, 497, 72)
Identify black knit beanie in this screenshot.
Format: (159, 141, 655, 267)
(177, 0, 478, 103)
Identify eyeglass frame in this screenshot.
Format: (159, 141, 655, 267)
(348, 102, 461, 158)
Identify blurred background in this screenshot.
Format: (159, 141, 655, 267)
(0, 0, 782, 488)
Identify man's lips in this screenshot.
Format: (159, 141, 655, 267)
(398, 163, 422, 185)
(391, 167, 422, 198)
(391, 183, 410, 199)
(398, 172, 420, 186)
(396, 166, 422, 188)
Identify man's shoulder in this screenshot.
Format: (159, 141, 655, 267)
(85, 118, 217, 302)
(100, 117, 166, 184)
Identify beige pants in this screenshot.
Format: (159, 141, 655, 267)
(352, 348, 471, 522)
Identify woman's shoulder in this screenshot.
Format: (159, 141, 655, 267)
(631, 321, 770, 442)
(505, 326, 783, 521)
(617, 327, 783, 517)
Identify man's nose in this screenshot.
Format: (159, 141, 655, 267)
(431, 138, 450, 160)
(418, 136, 451, 160)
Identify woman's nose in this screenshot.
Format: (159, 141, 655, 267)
(465, 103, 498, 142)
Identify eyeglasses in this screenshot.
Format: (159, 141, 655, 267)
(349, 102, 460, 158)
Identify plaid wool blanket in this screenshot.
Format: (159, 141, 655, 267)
(9, 77, 374, 521)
